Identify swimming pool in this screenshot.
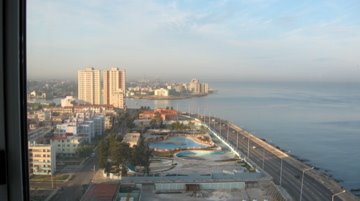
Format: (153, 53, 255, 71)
(176, 150, 225, 157)
(148, 136, 208, 150)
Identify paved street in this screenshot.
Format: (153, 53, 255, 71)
(189, 114, 359, 201)
(50, 158, 96, 201)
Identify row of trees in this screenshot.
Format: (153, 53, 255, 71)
(76, 143, 94, 158)
(167, 121, 190, 131)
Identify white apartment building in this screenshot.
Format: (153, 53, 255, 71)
(50, 135, 83, 157)
(188, 79, 209, 94)
(61, 96, 76, 107)
(55, 122, 78, 135)
(200, 83, 209, 93)
(154, 88, 169, 97)
(189, 79, 201, 94)
(78, 67, 102, 105)
(103, 68, 126, 109)
(122, 133, 141, 148)
(28, 142, 56, 175)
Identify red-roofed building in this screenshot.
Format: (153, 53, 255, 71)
(139, 108, 177, 121)
(80, 183, 119, 201)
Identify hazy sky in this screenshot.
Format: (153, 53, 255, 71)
(28, 0, 360, 82)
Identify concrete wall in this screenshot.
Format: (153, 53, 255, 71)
(155, 181, 245, 192)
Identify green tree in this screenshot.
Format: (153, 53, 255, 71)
(76, 144, 93, 158)
(97, 140, 108, 168)
(132, 138, 152, 175)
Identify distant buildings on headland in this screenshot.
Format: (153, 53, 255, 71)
(127, 79, 212, 99)
(188, 79, 209, 94)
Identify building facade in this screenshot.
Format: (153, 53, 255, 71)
(188, 79, 209, 94)
(122, 133, 141, 148)
(139, 108, 178, 121)
(103, 68, 126, 109)
(154, 88, 169, 96)
(61, 96, 76, 107)
(200, 83, 209, 94)
(28, 143, 56, 175)
(188, 79, 201, 94)
(50, 135, 83, 157)
(78, 67, 102, 105)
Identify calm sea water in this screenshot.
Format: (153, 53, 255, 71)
(127, 81, 360, 190)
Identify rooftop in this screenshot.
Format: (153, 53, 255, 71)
(80, 183, 119, 201)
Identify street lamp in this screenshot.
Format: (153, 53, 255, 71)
(236, 131, 239, 149)
(279, 157, 283, 186)
(332, 190, 346, 201)
(262, 148, 265, 169)
(219, 119, 222, 136)
(299, 167, 314, 201)
(247, 137, 250, 158)
(226, 124, 229, 141)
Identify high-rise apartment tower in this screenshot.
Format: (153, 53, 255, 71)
(103, 68, 126, 109)
(77, 68, 101, 105)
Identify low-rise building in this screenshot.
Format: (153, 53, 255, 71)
(104, 115, 114, 130)
(28, 142, 56, 175)
(54, 114, 103, 142)
(61, 96, 76, 107)
(139, 108, 177, 121)
(50, 135, 83, 157)
(45, 105, 115, 115)
(122, 133, 141, 148)
(78, 121, 95, 142)
(35, 111, 52, 122)
(55, 122, 78, 135)
(51, 115, 65, 124)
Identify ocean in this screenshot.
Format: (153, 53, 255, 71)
(126, 81, 360, 191)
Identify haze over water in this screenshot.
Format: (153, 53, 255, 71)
(127, 81, 360, 190)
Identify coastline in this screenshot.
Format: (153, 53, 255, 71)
(200, 115, 360, 200)
(126, 82, 360, 193)
(128, 91, 215, 100)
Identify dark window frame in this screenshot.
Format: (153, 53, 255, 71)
(0, 0, 29, 200)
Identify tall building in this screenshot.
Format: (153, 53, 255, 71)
(188, 79, 201, 94)
(200, 83, 209, 93)
(103, 68, 126, 109)
(188, 79, 209, 94)
(78, 67, 101, 105)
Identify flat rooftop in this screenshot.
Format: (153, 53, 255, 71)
(80, 183, 119, 201)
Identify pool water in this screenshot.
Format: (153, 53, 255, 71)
(148, 136, 208, 150)
(176, 150, 225, 157)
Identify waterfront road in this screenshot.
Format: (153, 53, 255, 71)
(50, 158, 96, 201)
(187, 114, 359, 201)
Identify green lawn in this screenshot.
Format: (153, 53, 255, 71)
(30, 174, 71, 182)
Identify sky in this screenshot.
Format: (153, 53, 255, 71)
(28, 0, 360, 82)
